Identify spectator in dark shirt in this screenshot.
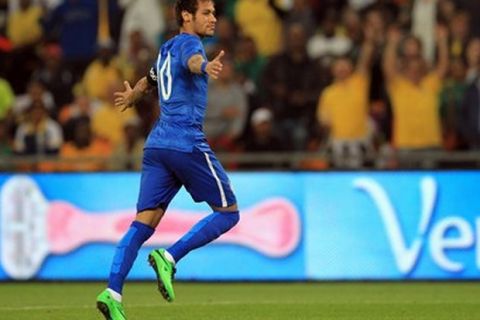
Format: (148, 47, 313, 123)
(261, 23, 320, 150)
(243, 107, 285, 152)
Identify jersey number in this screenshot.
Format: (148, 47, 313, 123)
(159, 51, 172, 100)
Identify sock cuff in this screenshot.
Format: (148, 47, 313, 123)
(131, 221, 155, 236)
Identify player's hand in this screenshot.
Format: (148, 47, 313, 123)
(206, 50, 224, 79)
(114, 81, 134, 112)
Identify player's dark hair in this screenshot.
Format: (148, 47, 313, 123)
(175, 0, 208, 27)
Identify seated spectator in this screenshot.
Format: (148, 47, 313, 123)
(6, 0, 43, 48)
(243, 108, 285, 152)
(8, 0, 61, 12)
(117, 29, 154, 83)
(0, 118, 13, 171)
(0, 0, 6, 38)
(0, 76, 14, 120)
(91, 81, 137, 147)
(41, 0, 118, 80)
(59, 116, 111, 172)
(118, 0, 164, 57)
(234, 0, 282, 57)
(204, 59, 247, 152)
(205, 16, 237, 57)
(108, 116, 143, 171)
(437, 0, 456, 26)
(261, 23, 320, 150)
(82, 41, 123, 102)
(6, 0, 44, 93)
(439, 57, 467, 150)
(307, 8, 352, 64)
(234, 35, 267, 97)
(459, 77, 480, 150)
(59, 87, 99, 141)
(13, 100, 63, 155)
(341, 6, 364, 48)
(448, 10, 470, 59)
(465, 37, 480, 83)
(268, 0, 317, 38)
(457, 0, 480, 38)
(32, 44, 74, 107)
(13, 80, 55, 118)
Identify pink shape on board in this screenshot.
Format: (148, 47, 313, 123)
(47, 198, 301, 257)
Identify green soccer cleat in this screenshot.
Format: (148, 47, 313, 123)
(148, 249, 176, 302)
(96, 289, 127, 320)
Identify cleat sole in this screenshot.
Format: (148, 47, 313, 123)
(96, 301, 112, 320)
(148, 253, 173, 302)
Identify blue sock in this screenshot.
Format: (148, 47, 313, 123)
(108, 221, 154, 294)
(168, 211, 240, 262)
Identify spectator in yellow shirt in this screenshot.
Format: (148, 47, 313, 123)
(317, 26, 375, 168)
(234, 0, 282, 57)
(82, 41, 123, 102)
(6, 0, 44, 93)
(7, 0, 43, 48)
(91, 81, 137, 147)
(383, 26, 449, 155)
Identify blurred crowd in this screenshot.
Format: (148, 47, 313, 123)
(1, 0, 480, 171)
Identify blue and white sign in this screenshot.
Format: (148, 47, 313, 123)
(0, 171, 479, 281)
(305, 171, 480, 279)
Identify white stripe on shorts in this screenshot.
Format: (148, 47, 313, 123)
(203, 152, 227, 207)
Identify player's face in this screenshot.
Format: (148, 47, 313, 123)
(192, 1, 217, 37)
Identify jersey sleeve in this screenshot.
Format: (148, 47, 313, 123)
(180, 37, 204, 69)
(146, 63, 158, 86)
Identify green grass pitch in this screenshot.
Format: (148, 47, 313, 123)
(0, 282, 478, 320)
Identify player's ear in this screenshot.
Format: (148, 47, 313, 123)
(182, 10, 192, 23)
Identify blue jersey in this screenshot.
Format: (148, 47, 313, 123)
(145, 33, 209, 152)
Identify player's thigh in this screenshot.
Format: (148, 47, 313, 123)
(174, 148, 237, 209)
(137, 148, 181, 213)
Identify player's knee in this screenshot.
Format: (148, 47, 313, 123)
(221, 210, 240, 229)
(211, 202, 238, 212)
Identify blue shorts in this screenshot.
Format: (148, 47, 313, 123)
(137, 147, 237, 212)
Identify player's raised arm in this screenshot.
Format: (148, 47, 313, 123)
(383, 27, 402, 82)
(187, 50, 225, 79)
(114, 77, 153, 112)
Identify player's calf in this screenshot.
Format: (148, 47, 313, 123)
(167, 210, 239, 262)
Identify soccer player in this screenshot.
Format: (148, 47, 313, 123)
(96, 1, 240, 319)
